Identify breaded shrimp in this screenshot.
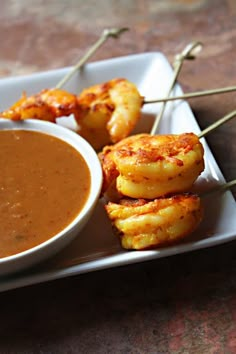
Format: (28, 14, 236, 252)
(1, 88, 81, 122)
(76, 78, 143, 150)
(100, 133, 204, 200)
(105, 193, 203, 250)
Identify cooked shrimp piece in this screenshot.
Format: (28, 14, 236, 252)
(100, 133, 205, 200)
(1, 78, 143, 151)
(76, 78, 143, 150)
(105, 193, 203, 250)
(1, 88, 81, 122)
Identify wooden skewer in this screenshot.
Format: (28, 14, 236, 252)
(218, 179, 236, 192)
(198, 109, 236, 138)
(201, 179, 236, 198)
(150, 41, 203, 135)
(144, 85, 236, 105)
(56, 27, 129, 89)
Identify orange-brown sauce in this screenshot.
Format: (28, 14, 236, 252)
(0, 130, 91, 258)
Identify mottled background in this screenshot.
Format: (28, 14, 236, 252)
(0, 1, 236, 353)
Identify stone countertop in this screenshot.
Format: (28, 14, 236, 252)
(0, 0, 236, 353)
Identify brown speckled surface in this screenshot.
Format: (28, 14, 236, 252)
(0, 1, 236, 353)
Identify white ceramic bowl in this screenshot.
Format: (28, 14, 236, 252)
(0, 119, 103, 276)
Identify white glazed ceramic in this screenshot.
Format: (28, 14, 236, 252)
(0, 119, 103, 276)
(0, 52, 235, 292)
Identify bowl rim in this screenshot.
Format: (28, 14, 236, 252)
(0, 118, 103, 263)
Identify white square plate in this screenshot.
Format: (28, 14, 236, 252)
(0, 52, 235, 292)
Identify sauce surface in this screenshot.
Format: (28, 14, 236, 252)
(0, 129, 91, 258)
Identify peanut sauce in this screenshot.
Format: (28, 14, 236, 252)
(0, 130, 91, 258)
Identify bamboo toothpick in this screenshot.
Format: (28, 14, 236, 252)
(144, 85, 236, 105)
(56, 27, 129, 89)
(150, 41, 203, 135)
(198, 109, 236, 139)
(201, 179, 236, 198)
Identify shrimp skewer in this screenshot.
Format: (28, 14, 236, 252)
(105, 179, 236, 250)
(100, 132, 204, 200)
(2, 79, 235, 123)
(4, 42, 236, 151)
(105, 193, 203, 250)
(1, 78, 142, 151)
(2, 78, 235, 151)
(100, 110, 236, 201)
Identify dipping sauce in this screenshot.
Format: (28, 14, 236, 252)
(0, 130, 91, 258)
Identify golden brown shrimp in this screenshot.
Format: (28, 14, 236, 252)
(76, 78, 143, 150)
(105, 193, 203, 250)
(1, 78, 143, 151)
(1, 88, 81, 122)
(100, 133, 205, 200)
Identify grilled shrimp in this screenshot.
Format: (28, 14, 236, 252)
(76, 78, 143, 150)
(1, 88, 81, 122)
(100, 133, 205, 200)
(105, 193, 203, 250)
(1, 78, 143, 151)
